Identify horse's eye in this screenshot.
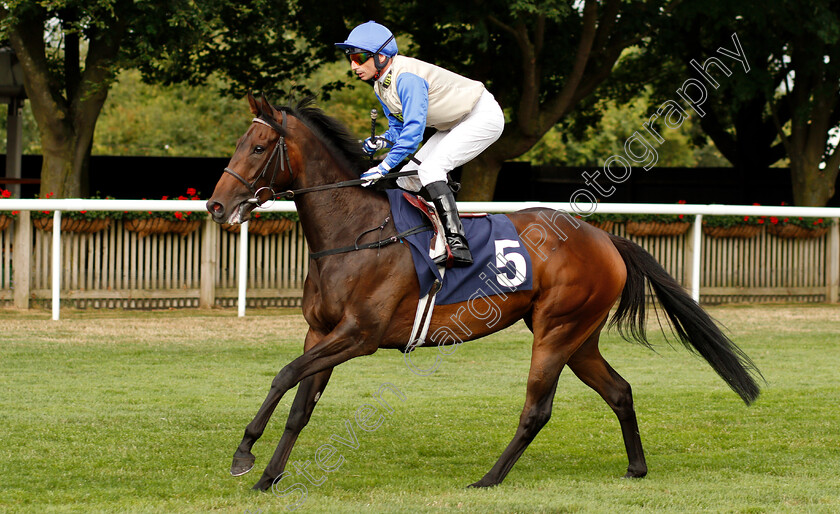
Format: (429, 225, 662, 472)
(254, 145, 265, 155)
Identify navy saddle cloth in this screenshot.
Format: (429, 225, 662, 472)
(385, 189, 533, 305)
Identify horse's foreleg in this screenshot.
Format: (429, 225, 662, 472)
(567, 333, 647, 478)
(232, 328, 327, 476)
(248, 367, 334, 490)
(469, 344, 566, 488)
(231, 320, 376, 488)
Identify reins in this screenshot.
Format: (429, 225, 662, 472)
(269, 169, 420, 200)
(228, 109, 430, 259)
(230, 112, 420, 204)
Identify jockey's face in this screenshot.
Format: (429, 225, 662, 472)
(350, 54, 386, 81)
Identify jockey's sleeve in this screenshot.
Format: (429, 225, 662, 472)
(375, 95, 402, 147)
(381, 73, 428, 170)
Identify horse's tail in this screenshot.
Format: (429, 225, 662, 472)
(607, 234, 762, 405)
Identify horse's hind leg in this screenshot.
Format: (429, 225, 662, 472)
(567, 330, 647, 478)
(469, 338, 567, 488)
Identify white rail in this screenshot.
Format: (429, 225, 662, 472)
(3, 199, 839, 319)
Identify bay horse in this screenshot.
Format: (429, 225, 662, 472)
(206, 94, 761, 491)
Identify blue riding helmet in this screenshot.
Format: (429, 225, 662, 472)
(335, 21, 399, 57)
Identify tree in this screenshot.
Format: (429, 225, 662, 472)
(379, 0, 674, 200)
(0, 1, 274, 197)
(155, 1, 675, 201)
(619, 0, 840, 206)
(770, 1, 840, 206)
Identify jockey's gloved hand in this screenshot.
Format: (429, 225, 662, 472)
(362, 136, 388, 156)
(360, 164, 389, 187)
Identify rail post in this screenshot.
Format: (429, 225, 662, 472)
(828, 219, 839, 303)
(12, 210, 31, 309)
(51, 210, 61, 320)
(199, 217, 217, 308)
(238, 221, 249, 317)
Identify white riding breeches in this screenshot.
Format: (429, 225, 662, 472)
(397, 89, 505, 191)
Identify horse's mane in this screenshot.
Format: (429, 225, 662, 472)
(277, 98, 368, 177)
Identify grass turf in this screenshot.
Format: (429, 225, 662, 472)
(1, 305, 838, 513)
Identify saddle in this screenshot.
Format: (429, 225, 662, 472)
(401, 192, 487, 269)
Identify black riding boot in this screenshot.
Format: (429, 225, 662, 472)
(425, 181, 473, 267)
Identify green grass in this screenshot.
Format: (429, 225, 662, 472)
(1, 305, 839, 513)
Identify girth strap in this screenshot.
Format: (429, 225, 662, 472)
(309, 223, 430, 259)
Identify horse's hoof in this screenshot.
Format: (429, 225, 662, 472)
(623, 468, 647, 479)
(230, 452, 256, 476)
(467, 477, 499, 488)
(252, 475, 273, 491)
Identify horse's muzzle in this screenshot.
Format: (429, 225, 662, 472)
(206, 199, 227, 223)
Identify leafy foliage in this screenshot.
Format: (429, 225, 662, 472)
(120, 188, 207, 221)
(0, 188, 20, 218)
(30, 192, 117, 221)
(621, 201, 691, 223)
(702, 215, 766, 228)
(611, 0, 840, 205)
(703, 203, 834, 229)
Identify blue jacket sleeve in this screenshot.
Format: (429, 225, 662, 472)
(375, 93, 402, 148)
(382, 73, 428, 170)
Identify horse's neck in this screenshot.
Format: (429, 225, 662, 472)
(292, 149, 391, 256)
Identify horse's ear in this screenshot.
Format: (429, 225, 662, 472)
(260, 92, 277, 116)
(247, 91, 259, 116)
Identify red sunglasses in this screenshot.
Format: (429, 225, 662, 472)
(344, 35, 394, 67)
(347, 51, 374, 66)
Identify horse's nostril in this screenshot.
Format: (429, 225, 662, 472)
(206, 200, 225, 217)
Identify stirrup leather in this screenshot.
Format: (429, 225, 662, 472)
(425, 181, 473, 268)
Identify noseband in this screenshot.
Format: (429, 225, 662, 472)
(223, 111, 293, 206)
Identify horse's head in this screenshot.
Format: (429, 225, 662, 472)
(207, 92, 297, 224)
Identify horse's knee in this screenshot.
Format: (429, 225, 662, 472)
(285, 407, 310, 432)
(270, 366, 296, 391)
(521, 404, 552, 433)
(610, 381, 635, 420)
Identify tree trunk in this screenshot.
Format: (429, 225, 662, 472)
(458, 153, 504, 201)
(790, 157, 838, 207)
(38, 133, 86, 198)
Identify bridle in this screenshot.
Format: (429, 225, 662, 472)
(224, 109, 421, 204)
(223, 111, 293, 206)
(220, 107, 436, 260)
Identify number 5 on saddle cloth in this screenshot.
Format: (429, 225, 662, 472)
(385, 189, 533, 349)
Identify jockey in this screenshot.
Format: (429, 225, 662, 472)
(336, 21, 505, 267)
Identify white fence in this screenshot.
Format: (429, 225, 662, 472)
(1, 199, 839, 320)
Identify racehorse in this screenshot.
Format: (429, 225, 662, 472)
(206, 94, 761, 491)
